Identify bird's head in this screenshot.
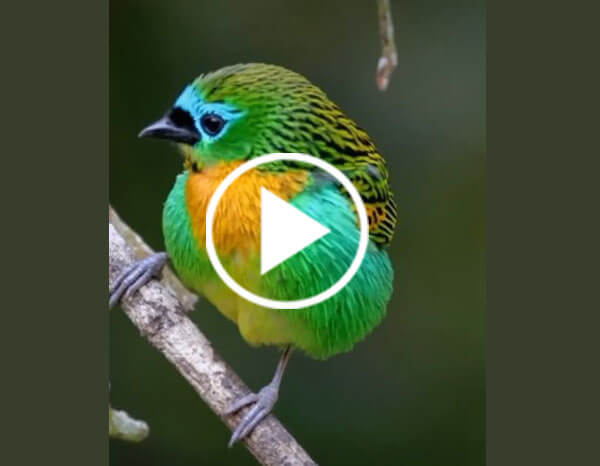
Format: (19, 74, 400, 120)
(139, 63, 335, 168)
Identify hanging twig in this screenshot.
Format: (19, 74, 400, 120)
(376, 0, 398, 91)
(109, 206, 316, 466)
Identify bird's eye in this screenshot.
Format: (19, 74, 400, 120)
(200, 113, 226, 136)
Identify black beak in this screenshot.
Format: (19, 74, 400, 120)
(138, 108, 201, 146)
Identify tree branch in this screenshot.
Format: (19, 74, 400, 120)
(376, 0, 398, 91)
(109, 207, 316, 466)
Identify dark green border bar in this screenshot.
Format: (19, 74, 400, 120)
(3, 1, 108, 466)
(488, 1, 598, 465)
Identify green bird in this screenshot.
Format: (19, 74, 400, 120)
(110, 63, 397, 446)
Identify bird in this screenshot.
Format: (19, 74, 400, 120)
(109, 63, 397, 447)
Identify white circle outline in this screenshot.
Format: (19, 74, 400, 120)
(206, 153, 369, 310)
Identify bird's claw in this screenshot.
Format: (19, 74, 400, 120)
(109, 252, 168, 308)
(226, 384, 279, 447)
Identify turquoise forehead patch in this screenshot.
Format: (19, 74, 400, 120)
(174, 85, 244, 122)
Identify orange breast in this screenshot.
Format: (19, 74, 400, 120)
(185, 162, 310, 257)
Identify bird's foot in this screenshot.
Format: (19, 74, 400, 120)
(109, 252, 168, 308)
(225, 382, 279, 447)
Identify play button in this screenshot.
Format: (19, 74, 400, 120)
(260, 187, 331, 275)
(205, 153, 369, 310)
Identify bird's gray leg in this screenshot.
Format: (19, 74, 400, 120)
(109, 252, 168, 308)
(226, 346, 293, 447)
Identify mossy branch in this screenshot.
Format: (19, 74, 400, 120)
(109, 206, 316, 465)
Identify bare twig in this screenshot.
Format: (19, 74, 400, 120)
(109, 207, 316, 466)
(376, 0, 398, 91)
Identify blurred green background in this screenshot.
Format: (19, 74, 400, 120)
(109, 0, 485, 464)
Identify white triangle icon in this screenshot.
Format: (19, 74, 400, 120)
(260, 187, 330, 275)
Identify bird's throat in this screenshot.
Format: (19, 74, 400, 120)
(184, 161, 310, 257)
